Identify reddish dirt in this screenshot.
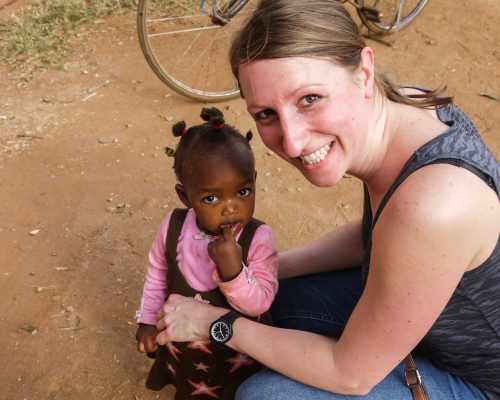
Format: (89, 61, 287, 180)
(0, 1, 498, 399)
(0, 0, 32, 19)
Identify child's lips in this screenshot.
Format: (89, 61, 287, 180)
(220, 222, 237, 230)
(220, 222, 241, 234)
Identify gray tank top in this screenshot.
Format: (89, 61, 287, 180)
(361, 103, 500, 399)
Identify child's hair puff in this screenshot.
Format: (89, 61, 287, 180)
(200, 107, 225, 126)
(169, 107, 254, 182)
(172, 120, 187, 137)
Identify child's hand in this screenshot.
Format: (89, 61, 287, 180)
(136, 323, 159, 353)
(207, 224, 243, 281)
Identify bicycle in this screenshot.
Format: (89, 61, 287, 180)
(137, 0, 428, 102)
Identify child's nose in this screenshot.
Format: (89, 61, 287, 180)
(222, 200, 237, 215)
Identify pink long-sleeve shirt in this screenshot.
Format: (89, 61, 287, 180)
(136, 209, 278, 325)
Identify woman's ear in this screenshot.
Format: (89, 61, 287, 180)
(358, 46, 375, 99)
(175, 183, 191, 208)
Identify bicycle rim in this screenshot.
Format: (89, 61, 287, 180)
(137, 0, 255, 102)
(357, 0, 428, 34)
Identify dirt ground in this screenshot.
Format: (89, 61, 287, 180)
(0, 0, 498, 399)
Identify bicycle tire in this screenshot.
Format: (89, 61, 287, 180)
(356, 0, 428, 35)
(137, 0, 255, 102)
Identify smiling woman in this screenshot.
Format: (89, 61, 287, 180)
(238, 57, 371, 188)
(153, 0, 500, 399)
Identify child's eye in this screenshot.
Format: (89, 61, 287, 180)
(203, 195, 218, 204)
(300, 94, 321, 106)
(238, 188, 251, 197)
(255, 109, 276, 121)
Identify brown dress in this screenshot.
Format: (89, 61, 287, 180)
(145, 208, 271, 400)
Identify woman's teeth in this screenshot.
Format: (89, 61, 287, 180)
(300, 143, 332, 165)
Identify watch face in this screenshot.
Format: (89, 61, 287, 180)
(210, 321, 231, 343)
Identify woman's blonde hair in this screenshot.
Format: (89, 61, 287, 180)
(230, 0, 452, 109)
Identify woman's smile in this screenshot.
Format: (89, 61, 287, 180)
(299, 142, 333, 166)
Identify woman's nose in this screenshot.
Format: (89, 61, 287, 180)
(280, 113, 306, 158)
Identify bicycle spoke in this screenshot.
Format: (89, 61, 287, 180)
(393, 0, 405, 27)
(148, 24, 219, 38)
(137, 0, 257, 100)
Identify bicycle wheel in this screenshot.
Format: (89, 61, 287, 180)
(356, 0, 428, 35)
(137, 0, 256, 102)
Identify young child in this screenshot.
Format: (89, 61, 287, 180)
(135, 107, 278, 399)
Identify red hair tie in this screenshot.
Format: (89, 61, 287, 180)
(181, 127, 189, 136)
(213, 122, 223, 130)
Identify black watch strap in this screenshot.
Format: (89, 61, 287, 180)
(220, 310, 242, 325)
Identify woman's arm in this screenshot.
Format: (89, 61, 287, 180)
(156, 295, 366, 394)
(278, 218, 364, 278)
(156, 166, 499, 395)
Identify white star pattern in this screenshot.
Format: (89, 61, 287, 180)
(194, 361, 209, 372)
(188, 379, 221, 398)
(166, 341, 181, 361)
(226, 352, 254, 373)
(188, 339, 213, 354)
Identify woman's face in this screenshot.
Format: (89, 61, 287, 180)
(239, 55, 374, 187)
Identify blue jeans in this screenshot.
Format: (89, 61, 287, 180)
(236, 268, 487, 400)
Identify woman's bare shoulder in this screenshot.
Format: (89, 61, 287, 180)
(376, 162, 499, 271)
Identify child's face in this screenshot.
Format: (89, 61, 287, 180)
(178, 153, 256, 236)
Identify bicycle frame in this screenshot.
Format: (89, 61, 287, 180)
(202, 0, 250, 25)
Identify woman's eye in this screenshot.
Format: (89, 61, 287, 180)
(255, 109, 275, 121)
(300, 94, 320, 106)
(203, 195, 218, 204)
(238, 188, 251, 197)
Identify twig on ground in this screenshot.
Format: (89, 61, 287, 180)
(83, 79, 110, 101)
(30, 285, 57, 292)
(479, 92, 500, 103)
(16, 134, 43, 139)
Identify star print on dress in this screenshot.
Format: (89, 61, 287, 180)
(187, 339, 213, 354)
(226, 352, 254, 373)
(194, 361, 209, 372)
(167, 362, 176, 376)
(167, 341, 181, 361)
(188, 379, 221, 398)
(192, 293, 210, 304)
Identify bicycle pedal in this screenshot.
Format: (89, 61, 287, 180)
(360, 6, 383, 23)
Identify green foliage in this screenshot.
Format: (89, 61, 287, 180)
(0, 0, 138, 70)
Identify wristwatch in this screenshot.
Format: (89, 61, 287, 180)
(209, 310, 242, 344)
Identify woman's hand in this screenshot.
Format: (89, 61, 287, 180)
(155, 294, 228, 345)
